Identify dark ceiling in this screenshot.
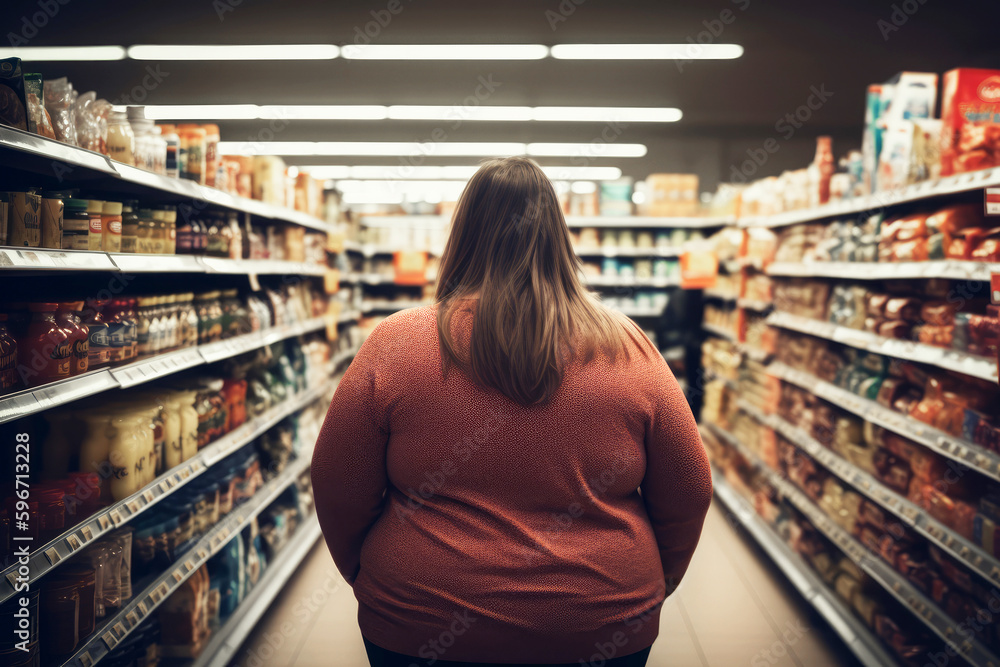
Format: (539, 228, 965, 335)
(3, 0, 1000, 192)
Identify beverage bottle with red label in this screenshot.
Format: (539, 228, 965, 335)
(19, 303, 73, 387)
(0, 314, 18, 392)
(56, 301, 89, 376)
(81, 299, 111, 368)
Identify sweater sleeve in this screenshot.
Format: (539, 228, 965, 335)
(640, 354, 713, 595)
(311, 330, 391, 586)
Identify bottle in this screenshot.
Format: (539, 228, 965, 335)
(119, 202, 139, 254)
(103, 300, 129, 364)
(175, 212, 195, 254)
(150, 210, 168, 255)
(226, 212, 243, 259)
(161, 206, 177, 255)
(80, 299, 111, 368)
(56, 302, 89, 376)
(136, 209, 156, 254)
(204, 124, 220, 188)
(101, 201, 123, 253)
(19, 303, 72, 387)
(86, 200, 104, 251)
(123, 298, 139, 359)
(159, 124, 180, 178)
(815, 136, 834, 205)
(0, 314, 18, 392)
(106, 110, 135, 166)
(179, 125, 207, 184)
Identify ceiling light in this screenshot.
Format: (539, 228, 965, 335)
(265, 105, 388, 120)
(532, 107, 682, 122)
(341, 44, 548, 60)
(549, 44, 743, 60)
(303, 165, 623, 180)
(144, 104, 260, 120)
(386, 106, 534, 121)
(218, 141, 529, 156)
(126, 44, 339, 60)
(527, 143, 647, 157)
(0, 46, 126, 61)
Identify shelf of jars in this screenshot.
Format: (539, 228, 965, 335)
(188, 516, 322, 667)
(0, 373, 340, 606)
(705, 421, 1000, 667)
(737, 166, 1000, 229)
(0, 246, 327, 277)
(736, 399, 1000, 591)
(0, 126, 330, 233)
(711, 472, 897, 667)
(765, 361, 1000, 483)
(57, 455, 315, 667)
(766, 311, 999, 383)
(0, 317, 331, 425)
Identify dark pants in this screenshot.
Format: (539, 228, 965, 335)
(363, 638, 652, 667)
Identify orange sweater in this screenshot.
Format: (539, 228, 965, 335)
(311, 306, 712, 663)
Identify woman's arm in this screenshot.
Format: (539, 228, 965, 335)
(311, 334, 390, 586)
(640, 356, 713, 595)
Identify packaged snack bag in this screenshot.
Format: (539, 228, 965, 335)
(0, 57, 28, 131)
(940, 68, 1000, 175)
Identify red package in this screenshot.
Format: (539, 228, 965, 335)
(915, 324, 954, 348)
(971, 229, 1000, 261)
(926, 203, 986, 236)
(940, 68, 1000, 176)
(920, 301, 959, 326)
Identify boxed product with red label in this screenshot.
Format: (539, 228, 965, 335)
(940, 68, 1000, 176)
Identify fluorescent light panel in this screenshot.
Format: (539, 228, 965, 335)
(550, 43, 744, 59)
(0, 46, 126, 61)
(303, 165, 623, 180)
(219, 141, 646, 157)
(341, 44, 548, 60)
(127, 44, 339, 60)
(142, 104, 680, 123)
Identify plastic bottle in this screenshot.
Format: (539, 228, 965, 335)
(19, 303, 72, 387)
(80, 299, 111, 368)
(56, 301, 89, 375)
(159, 124, 180, 178)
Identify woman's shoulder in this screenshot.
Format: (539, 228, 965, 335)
(361, 305, 439, 356)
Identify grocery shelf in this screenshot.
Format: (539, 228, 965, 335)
(343, 240, 362, 254)
(767, 260, 1000, 282)
(703, 289, 738, 302)
(574, 246, 682, 258)
(767, 311, 999, 382)
(0, 124, 117, 175)
(711, 473, 897, 667)
(737, 297, 772, 311)
(613, 305, 665, 318)
(0, 317, 329, 425)
(57, 453, 315, 667)
(583, 275, 679, 288)
(190, 515, 323, 667)
(0, 379, 334, 606)
(702, 323, 737, 341)
(359, 243, 439, 258)
(661, 345, 685, 362)
(706, 421, 1000, 667)
(564, 215, 733, 229)
(738, 166, 1000, 229)
(359, 215, 449, 229)
(0, 248, 328, 276)
(337, 309, 362, 323)
(738, 399, 1000, 590)
(766, 361, 1000, 483)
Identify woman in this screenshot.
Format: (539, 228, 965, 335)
(311, 157, 713, 667)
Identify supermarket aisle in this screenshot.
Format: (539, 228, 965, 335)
(235, 502, 856, 667)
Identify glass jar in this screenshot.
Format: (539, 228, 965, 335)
(161, 392, 185, 470)
(168, 389, 199, 463)
(106, 110, 135, 165)
(177, 293, 199, 348)
(101, 201, 123, 253)
(78, 411, 113, 502)
(62, 199, 90, 250)
(81, 298, 111, 369)
(136, 208, 156, 254)
(18, 302, 72, 387)
(162, 205, 177, 255)
(150, 209, 168, 255)
(82, 543, 109, 618)
(55, 302, 88, 376)
(108, 527, 133, 603)
(86, 199, 104, 251)
(106, 410, 140, 501)
(100, 536, 124, 610)
(33, 483, 66, 543)
(51, 564, 97, 639)
(0, 314, 19, 392)
(227, 212, 243, 259)
(120, 201, 139, 253)
(40, 579, 79, 658)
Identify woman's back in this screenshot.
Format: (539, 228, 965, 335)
(312, 304, 712, 663)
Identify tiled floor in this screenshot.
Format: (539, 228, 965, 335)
(234, 501, 858, 666)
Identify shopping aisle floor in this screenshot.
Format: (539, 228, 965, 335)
(236, 501, 858, 666)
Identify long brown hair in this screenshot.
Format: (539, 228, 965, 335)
(436, 156, 641, 405)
